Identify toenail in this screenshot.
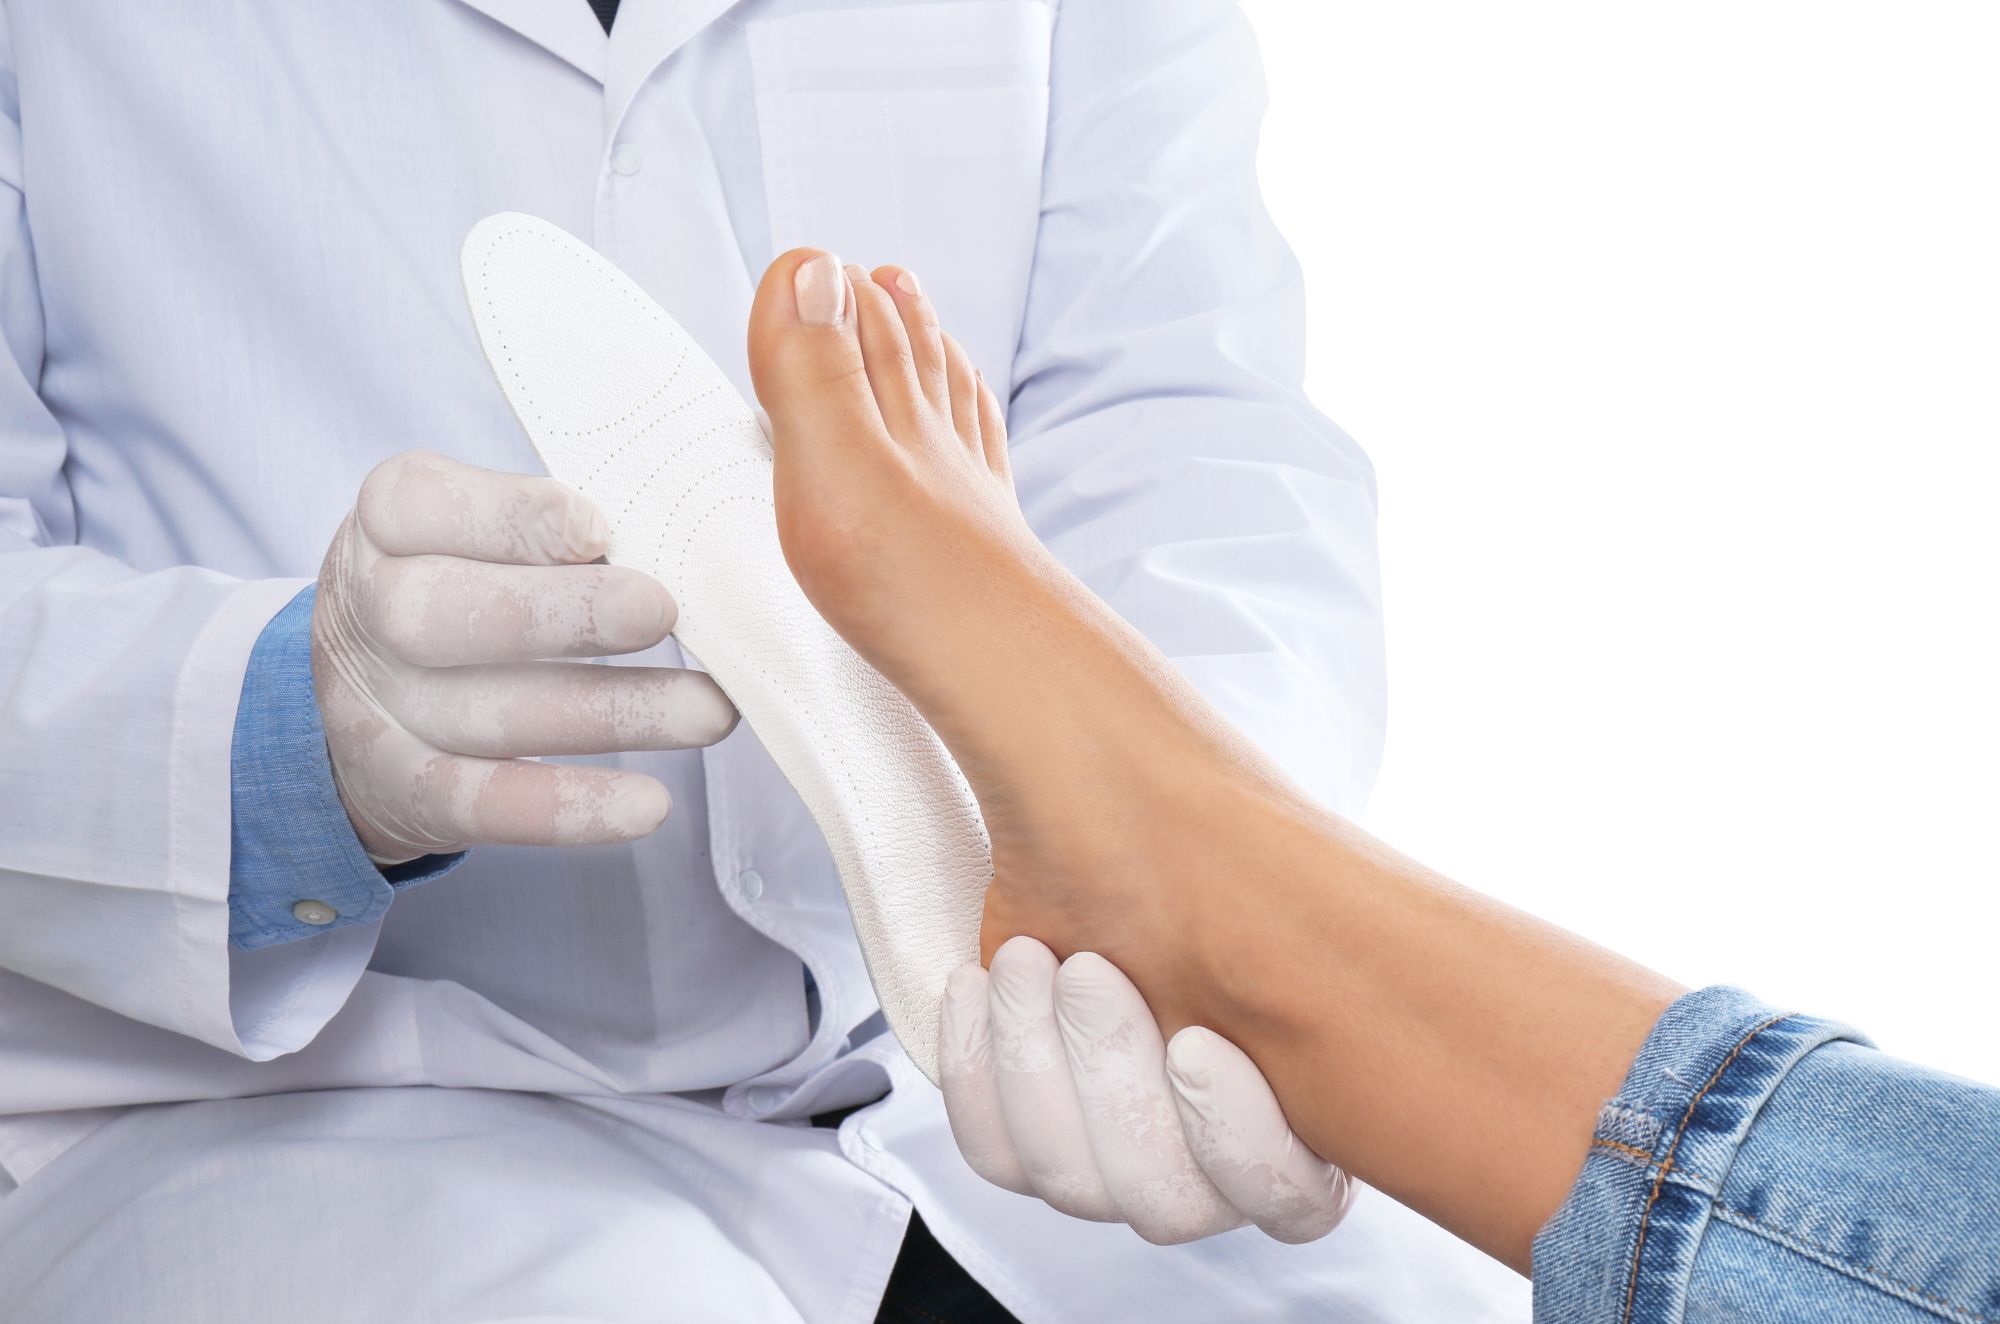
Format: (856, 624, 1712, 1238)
(893, 268, 921, 298)
(794, 253, 846, 328)
(844, 263, 871, 288)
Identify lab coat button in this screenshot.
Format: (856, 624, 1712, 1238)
(609, 144, 642, 177)
(292, 899, 337, 926)
(738, 869, 764, 902)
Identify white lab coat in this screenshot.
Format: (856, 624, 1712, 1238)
(0, 0, 1527, 1318)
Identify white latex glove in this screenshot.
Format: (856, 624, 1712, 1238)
(940, 937, 1353, 1246)
(311, 450, 739, 862)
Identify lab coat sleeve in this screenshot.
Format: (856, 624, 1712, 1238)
(1009, 0, 1385, 812)
(0, 32, 376, 1060)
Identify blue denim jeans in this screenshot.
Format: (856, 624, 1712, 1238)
(1533, 986, 2000, 1322)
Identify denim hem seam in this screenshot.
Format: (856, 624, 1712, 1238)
(1589, 1138, 1715, 1189)
(1593, 1137, 1655, 1164)
(1709, 1204, 1996, 1324)
(1620, 1012, 1794, 1324)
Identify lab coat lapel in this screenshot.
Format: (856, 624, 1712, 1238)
(607, 0, 748, 130)
(451, 0, 609, 85)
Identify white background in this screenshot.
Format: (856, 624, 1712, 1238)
(1242, 3, 2000, 1081)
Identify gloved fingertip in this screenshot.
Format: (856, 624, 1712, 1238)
(1054, 949, 1117, 983)
(1260, 1171, 1356, 1245)
(1050, 952, 1109, 1005)
(945, 961, 989, 1003)
(676, 670, 740, 745)
(600, 572, 678, 647)
(992, 934, 1056, 968)
(559, 488, 613, 562)
(987, 936, 1058, 1013)
(940, 964, 990, 1061)
(1165, 1025, 1223, 1086)
(1130, 1204, 1249, 1248)
(1256, 1186, 1354, 1245)
(1053, 951, 1149, 1044)
(604, 776, 672, 838)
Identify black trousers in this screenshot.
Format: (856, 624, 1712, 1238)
(876, 1209, 1019, 1324)
(808, 1107, 1016, 1322)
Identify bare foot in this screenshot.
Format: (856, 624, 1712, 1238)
(747, 251, 1039, 711)
(747, 250, 1301, 1030)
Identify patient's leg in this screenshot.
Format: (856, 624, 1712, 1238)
(747, 250, 1679, 1272)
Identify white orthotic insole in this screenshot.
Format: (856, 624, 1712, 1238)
(460, 213, 988, 1084)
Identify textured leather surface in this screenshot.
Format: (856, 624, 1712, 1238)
(459, 214, 987, 1085)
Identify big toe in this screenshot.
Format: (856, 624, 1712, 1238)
(747, 248, 883, 449)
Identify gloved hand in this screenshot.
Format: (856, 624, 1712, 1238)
(940, 937, 1352, 1246)
(311, 449, 738, 863)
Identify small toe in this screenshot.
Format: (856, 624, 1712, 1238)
(941, 333, 982, 457)
(976, 370, 1011, 480)
(874, 265, 948, 412)
(747, 248, 883, 455)
(846, 263, 928, 440)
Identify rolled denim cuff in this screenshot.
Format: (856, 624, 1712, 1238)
(1530, 986, 1870, 1323)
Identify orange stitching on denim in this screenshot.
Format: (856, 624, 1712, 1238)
(1620, 1014, 1791, 1324)
(1592, 1138, 1709, 1185)
(1713, 1203, 1997, 1324)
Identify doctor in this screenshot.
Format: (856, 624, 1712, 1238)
(0, 1, 1523, 1320)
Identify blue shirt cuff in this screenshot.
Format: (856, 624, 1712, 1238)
(227, 584, 463, 949)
